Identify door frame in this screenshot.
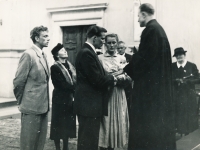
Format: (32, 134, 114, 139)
(47, 2, 108, 63)
(47, 2, 108, 100)
(62, 25, 92, 65)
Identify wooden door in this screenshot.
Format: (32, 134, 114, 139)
(62, 25, 91, 65)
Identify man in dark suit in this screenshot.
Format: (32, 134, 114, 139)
(74, 25, 116, 150)
(124, 3, 176, 150)
(13, 26, 50, 150)
(117, 41, 132, 63)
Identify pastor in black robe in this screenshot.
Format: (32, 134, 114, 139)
(124, 19, 176, 150)
(172, 61, 200, 135)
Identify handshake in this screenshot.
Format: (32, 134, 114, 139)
(112, 70, 132, 87)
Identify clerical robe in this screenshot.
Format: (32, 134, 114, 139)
(124, 19, 176, 150)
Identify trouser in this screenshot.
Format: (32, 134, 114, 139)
(20, 113, 48, 150)
(77, 115, 101, 150)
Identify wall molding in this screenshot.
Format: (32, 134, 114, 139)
(47, 3, 108, 13)
(0, 49, 25, 58)
(47, 2, 108, 51)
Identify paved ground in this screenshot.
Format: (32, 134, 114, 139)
(0, 119, 77, 150)
(0, 119, 127, 150)
(1, 118, 200, 150)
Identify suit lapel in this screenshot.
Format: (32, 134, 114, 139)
(32, 46, 50, 77)
(43, 53, 50, 76)
(97, 57, 106, 75)
(84, 43, 105, 75)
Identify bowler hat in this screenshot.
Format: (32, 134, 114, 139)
(51, 43, 64, 56)
(173, 47, 187, 57)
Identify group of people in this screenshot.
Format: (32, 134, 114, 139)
(13, 3, 199, 150)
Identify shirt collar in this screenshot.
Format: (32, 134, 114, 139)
(120, 53, 125, 57)
(146, 19, 156, 27)
(33, 44, 43, 54)
(85, 42, 96, 53)
(104, 51, 118, 57)
(177, 60, 187, 68)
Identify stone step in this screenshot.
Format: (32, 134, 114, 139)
(0, 105, 20, 119)
(0, 97, 17, 108)
(177, 129, 200, 150)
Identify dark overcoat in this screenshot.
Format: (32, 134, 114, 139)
(124, 19, 176, 150)
(50, 62, 76, 139)
(124, 53, 133, 113)
(172, 61, 200, 134)
(125, 53, 132, 63)
(74, 43, 114, 117)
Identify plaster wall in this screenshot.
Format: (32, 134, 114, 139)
(156, 0, 200, 67)
(0, 0, 200, 98)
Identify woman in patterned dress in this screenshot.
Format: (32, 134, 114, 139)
(98, 34, 131, 150)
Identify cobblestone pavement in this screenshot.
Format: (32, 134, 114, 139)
(0, 119, 77, 150)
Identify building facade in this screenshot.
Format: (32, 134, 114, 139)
(0, 0, 200, 98)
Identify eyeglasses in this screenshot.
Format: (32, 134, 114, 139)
(107, 41, 117, 45)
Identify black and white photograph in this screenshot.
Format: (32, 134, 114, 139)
(0, 0, 200, 150)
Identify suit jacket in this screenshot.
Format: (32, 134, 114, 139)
(13, 45, 50, 114)
(123, 53, 133, 112)
(74, 43, 114, 117)
(172, 61, 200, 86)
(125, 53, 132, 63)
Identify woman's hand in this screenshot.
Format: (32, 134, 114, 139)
(116, 73, 132, 88)
(116, 74, 126, 81)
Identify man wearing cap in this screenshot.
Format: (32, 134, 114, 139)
(13, 26, 50, 150)
(124, 3, 176, 150)
(74, 25, 116, 150)
(172, 47, 200, 136)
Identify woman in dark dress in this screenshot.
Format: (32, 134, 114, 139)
(172, 47, 200, 136)
(50, 43, 76, 150)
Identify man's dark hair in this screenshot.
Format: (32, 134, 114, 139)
(118, 41, 125, 45)
(30, 26, 48, 43)
(86, 25, 107, 38)
(105, 33, 119, 43)
(139, 3, 155, 15)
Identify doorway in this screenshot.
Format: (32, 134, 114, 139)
(62, 25, 92, 65)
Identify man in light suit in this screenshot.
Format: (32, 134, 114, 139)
(13, 26, 50, 150)
(74, 25, 116, 150)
